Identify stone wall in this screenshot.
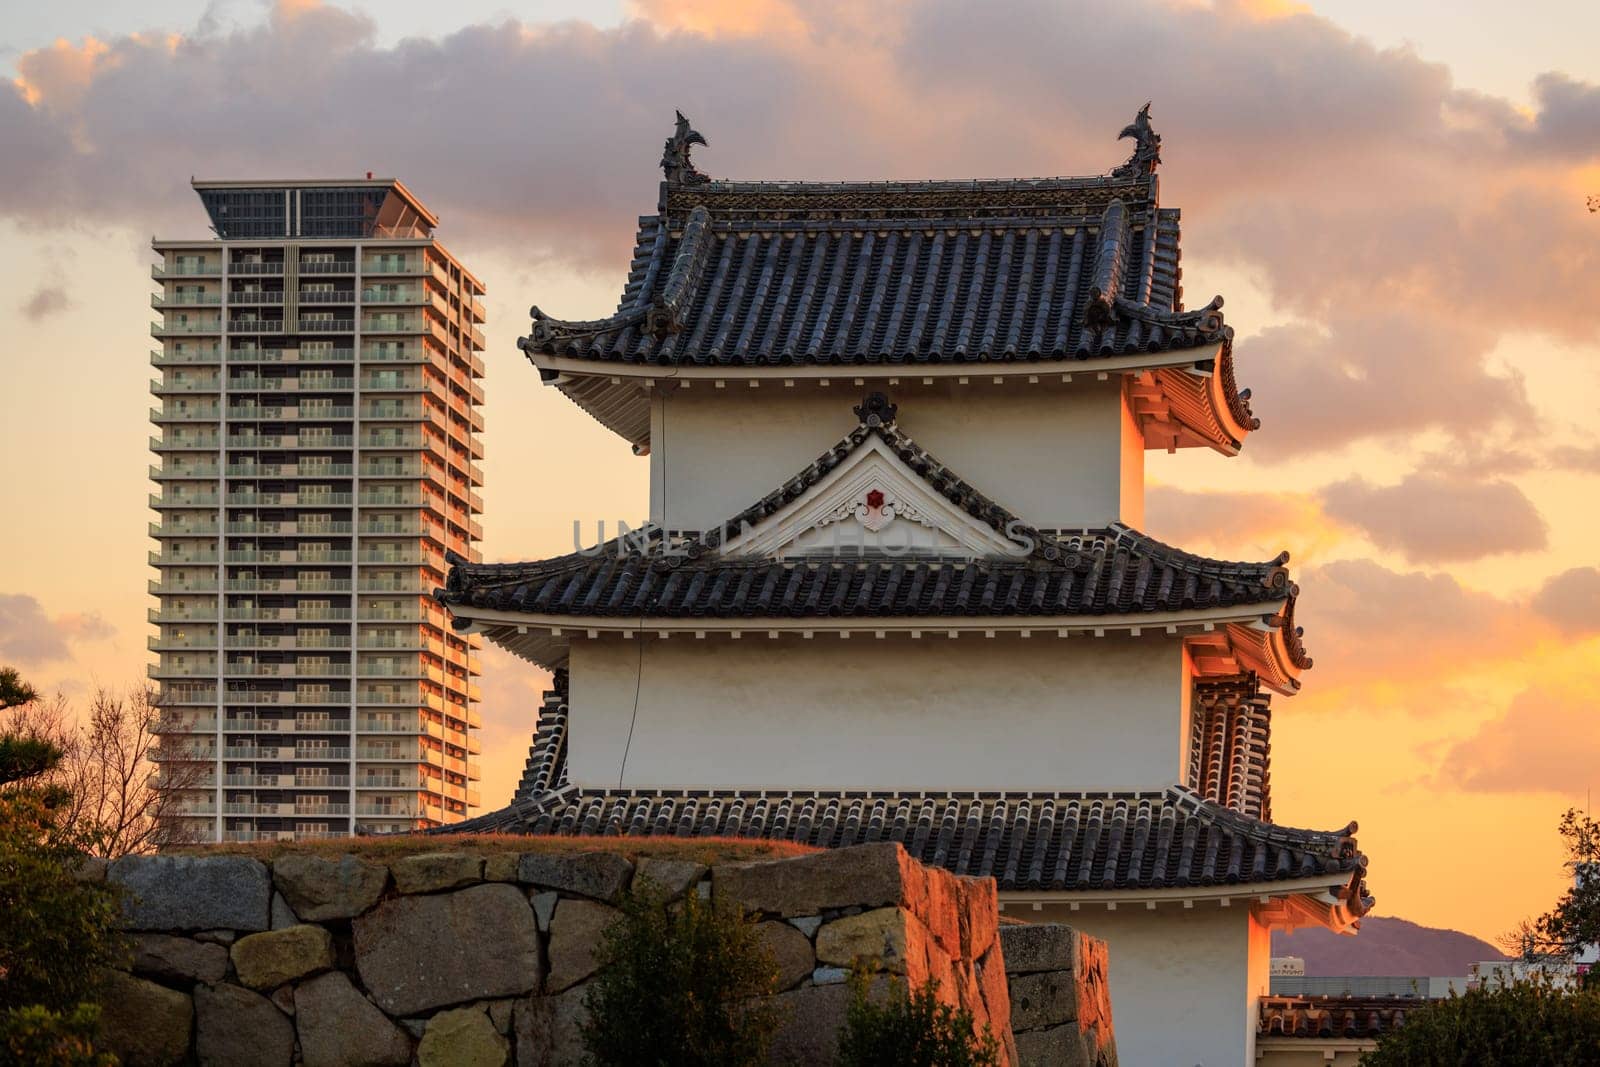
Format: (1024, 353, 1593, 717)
(1000, 923, 1119, 1067)
(92, 842, 1022, 1066)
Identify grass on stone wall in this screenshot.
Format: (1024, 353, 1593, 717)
(165, 833, 820, 866)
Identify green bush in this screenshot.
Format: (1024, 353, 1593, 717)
(0, 1005, 115, 1067)
(836, 968, 1002, 1067)
(580, 881, 781, 1066)
(1362, 979, 1600, 1066)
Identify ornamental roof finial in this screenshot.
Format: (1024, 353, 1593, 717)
(661, 110, 711, 185)
(853, 391, 898, 428)
(1111, 102, 1161, 179)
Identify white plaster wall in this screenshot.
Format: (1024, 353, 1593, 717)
(1118, 383, 1146, 531)
(1032, 903, 1259, 1067)
(649, 380, 1145, 532)
(567, 633, 1187, 791)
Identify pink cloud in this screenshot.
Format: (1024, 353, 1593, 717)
(1441, 686, 1600, 794)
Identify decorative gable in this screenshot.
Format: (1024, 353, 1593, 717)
(717, 433, 1029, 560)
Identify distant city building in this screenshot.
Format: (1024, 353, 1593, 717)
(148, 178, 485, 842)
(434, 110, 1372, 1066)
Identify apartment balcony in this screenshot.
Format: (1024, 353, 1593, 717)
(148, 635, 217, 651)
(222, 685, 350, 703)
(147, 550, 219, 567)
(357, 610, 425, 624)
(357, 578, 431, 594)
(152, 263, 222, 279)
(356, 774, 422, 789)
(224, 773, 351, 788)
(359, 346, 424, 363)
(358, 489, 427, 507)
(148, 575, 220, 595)
(153, 716, 217, 733)
(224, 606, 354, 622)
(363, 316, 421, 335)
(230, 262, 285, 275)
(151, 349, 222, 367)
(358, 374, 424, 392)
(298, 319, 355, 334)
(148, 464, 219, 481)
(149, 493, 220, 510)
(226, 405, 354, 421)
(223, 830, 356, 844)
(354, 804, 437, 819)
(225, 462, 354, 478)
(223, 578, 353, 594)
(298, 260, 355, 275)
(354, 716, 431, 734)
(359, 462, 430, 480)
(227, 433, 354, 450)
(225, 491, 354, 507)
(362, 259, 425, 276)
(228, 319, 289, 335)
(226, 635, 351, 651)
(150, 377, 221, 397)
(227, 377, 323, 393)
(151, 747, 217, 764)
(152, 685, 218, 705)
(361, 288, 425, 305)
(150, 519, 219, 537)
(223, 549, 354, 564)
(356, 550, 438, 566)
(356, 521, 430, 539)
(223, 662, 352, 679)
(229, 347, 354, 364)
(149, 607, 219, 625)
(151, 293, 222, 309)
(228, 290, 286, 305)
(149, 408, 221, 428)
(151, 320, 223, 337)
(300, 291, 355, 305)
(225, 802, 352, 816)
(224, 520, 354, 536)
(223, 746, 352, 760)
(222, 718, 352, 732)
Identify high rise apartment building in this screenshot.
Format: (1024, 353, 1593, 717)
(148, 178, 484, 842)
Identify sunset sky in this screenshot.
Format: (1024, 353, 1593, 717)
(3, 0, 1598, 946)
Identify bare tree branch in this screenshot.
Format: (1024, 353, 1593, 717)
(5, 685, 207, 856)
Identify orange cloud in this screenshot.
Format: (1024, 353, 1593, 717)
(1441, 684, 1600, 794)
(627, 0, 812, 39)
(12, 36, 113, 112)
(1321, 473, 1548, 562)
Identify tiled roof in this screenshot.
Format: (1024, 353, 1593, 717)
(513, 669, 569, 799)
(439, 401, 1300, 625)
(518, 110, 1257, 455)
(1258, 996, 1411, 1040)
(1189, 674, 1273, 822)
(450, 707, 1367, 903)
(521, 201, 1234, 368)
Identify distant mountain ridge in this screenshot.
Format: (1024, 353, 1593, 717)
(1273, 916, 1508, 977)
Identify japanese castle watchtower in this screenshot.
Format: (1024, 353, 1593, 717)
(441, 109, 1371, 1065)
